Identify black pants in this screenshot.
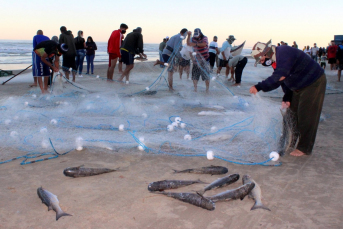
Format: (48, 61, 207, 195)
(209, 53, 216, 68)
(235, 57, 247, 83)
(290, 74, 326, 154)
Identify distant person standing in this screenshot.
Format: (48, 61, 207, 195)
(74, 30, 86, 77)
(336, 43, 343, 82)
(293, 41, 298, 49)
(59, 26, 77, 82)
(320, 53, 327, 70)
(310, 43, 319, 62)
(304, 46, 311, 56)
(158, 38, 167, 68)
(327, 40, 338, 70)
(186, 28, 211, 92)
(217, 35, 236, 81)
(107, 23, 129, 81)
(208, 36, 219, 71)
(85, 36, 97, 75)
(118, 27, 146, 83)
(32, 30, 49, 87)
(228, 55, 247, 86)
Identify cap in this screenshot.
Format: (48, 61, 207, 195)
(193, 28, 201, 37)
(166, 36, 169, 39)
(214, 36, 218, 39)
(226, 35, 236, 42)
(251, 40, 275, 63)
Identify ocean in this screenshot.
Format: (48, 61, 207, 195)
(0, 40, 252, 70)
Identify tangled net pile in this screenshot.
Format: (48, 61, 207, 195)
(0, 39, 289, 166)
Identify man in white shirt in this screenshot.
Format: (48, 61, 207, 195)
(208, 36, 219, 71)
(311, 43, 319, 62)
(217, 35, 236, 81)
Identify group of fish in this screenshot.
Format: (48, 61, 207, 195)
(148, 165, 271, 211)
(38, 165, 118, 220)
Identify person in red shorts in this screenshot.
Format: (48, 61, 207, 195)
(107, 23, 128, 81)
(327, 40, 338, 70)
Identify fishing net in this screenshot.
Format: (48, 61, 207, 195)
(0, 38, 301, 166)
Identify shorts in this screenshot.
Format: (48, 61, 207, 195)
(218, 59, 228, 67)
(179, 58, 190, 67)
(62, 54, 77, 71)
(338, 63, 343, 70)
(109, 53, 120, 67)
(120, 49, 135, 65)
(320, 62, 326, 68)
(191, 60, 210, 81)
(328, 58, 336, 64)
(162, 54, 170, 63)
(32, 52, 50, 77)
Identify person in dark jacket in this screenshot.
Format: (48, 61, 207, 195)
(250, 40, 326, 157)
(75, 30, 86, 77)
(59, 26, 77, 82)
(118, 27, 146, 83)
(85, 36, 97, 74)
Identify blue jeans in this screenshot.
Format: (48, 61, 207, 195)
(75, 50, 86, 74)
(86, 54, 95, 74)
(159, 50, 164, 68)
(312, 55, 318, 62)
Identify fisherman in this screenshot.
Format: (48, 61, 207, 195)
(33, 40, 68, 93)
(250, 40, 326, 157)
(118, 27, 146, 83)
(154, 28, 188, 90)
(217, 35, 236, 81)
(228, 55, 247, 86)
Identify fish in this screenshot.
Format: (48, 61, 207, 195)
(173, 165, 228, 175)
(242, 175, 271, 211)
(148, 179, 206, 192)
(156, 191, 215, 211)
(37, 187, 72, 221)
(63, 165, 118, 178)
(197, 174, 240, 195)
(206, 182, 255, 203)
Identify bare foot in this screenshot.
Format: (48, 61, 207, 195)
(232, 83, 241, 86)
(29, 84, 37, 87)
(169, 87, 174, 91)
(154, 59, 160, 66)
(290, 149, 306, 157)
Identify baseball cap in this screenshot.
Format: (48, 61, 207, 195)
(193, 28, 201, 37)
(58, 43, 68, 54)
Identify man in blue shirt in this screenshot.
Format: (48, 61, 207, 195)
(32, 30, 49, 87)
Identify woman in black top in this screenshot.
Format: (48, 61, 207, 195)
(75, 30, 86, 76)
(85, 36, 97, 74)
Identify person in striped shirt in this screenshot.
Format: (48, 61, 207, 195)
(186, 28, 210, 92)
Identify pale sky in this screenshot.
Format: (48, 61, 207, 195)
(1, 0, 341, 48)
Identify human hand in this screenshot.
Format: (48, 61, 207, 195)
(52, 66, 59, 72)
(249, 86, 258, 94)
(187, 31, 192, 36)
(281, 101, 290, 109)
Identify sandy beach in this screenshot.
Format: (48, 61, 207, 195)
(0, 61, 343, 229)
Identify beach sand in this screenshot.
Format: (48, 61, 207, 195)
(0, 62, 343, 229)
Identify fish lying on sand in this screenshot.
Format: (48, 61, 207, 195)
(63, 165, 118, 178)
(242, 174, 271, 211)
(206, 182, 255, 202)
(37, 187, 72, 221)
(148, 179, 206, 192)
(197, 174, 240, 195)
(173, 165, 228, 175)
(156, 191, 215, 211)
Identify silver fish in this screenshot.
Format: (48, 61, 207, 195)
(206, 182, 255, 202)
(63, 165, 117, 178)
(37, 187, 72, 220)
(157, 191, 215, 211)
(197, 173, 240, 195)
(242, 175, 271, 211)
(148, 179, 206, 192)
(173, 165, 228, 175)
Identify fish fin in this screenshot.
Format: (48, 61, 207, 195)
(172, 169, 179, 173)
(77, 164, 84, 168)
(48, 205, 53, 211)
(195, 190, 205, 195)
(195, 191, 205, 197)
(56, 211, 72, 221)
(251, 202, 271, 211)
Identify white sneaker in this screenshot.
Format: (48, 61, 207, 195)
(79, 74, 83, 77)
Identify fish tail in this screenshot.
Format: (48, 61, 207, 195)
(172, 169, 179, 173)
(251, 202, 271, 211)
(56, 211, 72, 221)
